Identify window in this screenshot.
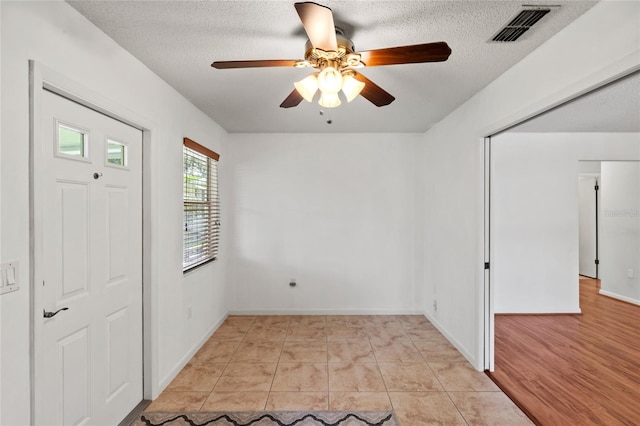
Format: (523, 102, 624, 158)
(106, 139, 127, 166)
(183, 137, 220, 271)
(57, 122, 89, 159)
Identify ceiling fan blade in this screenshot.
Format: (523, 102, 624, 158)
(212, 59, 299, 69)
(280, 89, 304, 108)
(353, 72, 395, 107)
(359, 42, 452, 67)
(294, 2, 338, 52)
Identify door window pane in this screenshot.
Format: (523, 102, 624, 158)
(58, 124, 87, 157)
(107, 140, 127, 166)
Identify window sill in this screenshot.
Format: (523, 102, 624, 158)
(183, 257, 217, 274)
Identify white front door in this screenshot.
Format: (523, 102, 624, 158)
(34, 90, 143, 425)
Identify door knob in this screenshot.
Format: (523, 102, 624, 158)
(43, 307, 69, 318)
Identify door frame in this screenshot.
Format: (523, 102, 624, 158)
(480, 56, 640, 371)
(29, 61, 156, 421)
(578, 172, 600, 279)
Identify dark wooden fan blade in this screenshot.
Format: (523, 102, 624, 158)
(353, 72, 395, 107)
(280, 89, 304, 108)
(294, 2, 338, 51)
(359, 42, 451, 67)
(211, 59, 299, 69)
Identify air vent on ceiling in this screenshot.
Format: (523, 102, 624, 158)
(490, 6, 557, 42)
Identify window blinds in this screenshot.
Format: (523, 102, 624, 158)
(183, 138, 220, 271)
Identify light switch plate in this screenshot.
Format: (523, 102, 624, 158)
(1, 261, 20, 295)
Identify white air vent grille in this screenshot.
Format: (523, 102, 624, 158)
(491, 8, 552, 42)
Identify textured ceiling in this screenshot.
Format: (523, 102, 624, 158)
(67, 0, 598, 133)
(508, 71, 640, 133)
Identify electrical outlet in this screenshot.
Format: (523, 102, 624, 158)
(628, 269, 634, 279)
(433, 300, 438, 312)
(187, 306, 192, 319)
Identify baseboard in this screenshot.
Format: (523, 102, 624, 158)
(495, 312, 582, 316)
(598, 289, 640, 306)
(423, 311, 478, 369)
(156, 312, 229, 393)
(227, 308, 425, 315)
(494, 306, 582, 315)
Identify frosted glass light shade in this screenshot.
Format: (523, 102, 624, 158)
(317, 67, 343, 94)
(341, 74, 365, 102)
(318, 93, 342, 108)
(294, 74, 318, 102)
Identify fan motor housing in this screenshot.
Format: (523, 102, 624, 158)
(301, 32, 362, 70)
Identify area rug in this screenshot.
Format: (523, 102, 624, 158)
(134, 411, 399, 426)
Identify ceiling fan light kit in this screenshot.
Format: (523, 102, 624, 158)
(294, 73, 319, 102)
(211, 2, 452, 109)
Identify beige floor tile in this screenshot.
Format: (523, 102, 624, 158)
(209, 324, 249, 341)
(328, 341, 376, 363)
(329, 392, 392, 411)
(429, 363, 501, 391)
(410, 333, 451, 347)
(361, 315, 400, 327)
(271, 362, 328, 391)
(223, 316, 255, 331)
(251, 315, 292, 328)
(214, 362, 277, 391)
(149, 315, 521, 421)
(414, 341, 467, 363)
(244, 325, 288, 341)
(448, 392, 533, 425)
(378, 363, 443, 392)
(328, 362, 386, 392)
(289, 316, 327, 328)
(395, 315, 431, 327)
(285, 327, 327, 341)
(280, 341, 327, 362)
(193, 341, 240, 363)
(201, 391, 269, 411)
(405, 326, 446, 341)
(327, 326, 368, 341)
(265, 392, 329, 411)
(370, 339, 423, 363)
(326, 315, 365, 326)
(166, 363, 226, 392)
(389, 391, 467, 425)
(244, 325, 287, 342)
(363, 325, 409, 342)
(231, 341, 283, 362)
(145, 391, 208, 412)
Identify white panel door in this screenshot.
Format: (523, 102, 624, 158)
(579, 176, 598, 278)
(35, 90, 143, 425)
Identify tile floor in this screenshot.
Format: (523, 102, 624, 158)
(146, 315, 532, 425)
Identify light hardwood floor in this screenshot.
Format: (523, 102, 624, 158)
(489, 277, 640, 425)
(147, 315, 531, 425)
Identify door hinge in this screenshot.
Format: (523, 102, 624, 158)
(595, 259, 600, 265)
(595, 184, 599, 191)
(484, 262, 490, 270)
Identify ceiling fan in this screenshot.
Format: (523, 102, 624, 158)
(211, 2, 452, 109)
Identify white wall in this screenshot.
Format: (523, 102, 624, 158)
(0, 2, 229, 424)
(600, 161, 640, 304)
(491, 133, 640, 313)
(420, 1, 640, 369)
(226, 133, 424, 314)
